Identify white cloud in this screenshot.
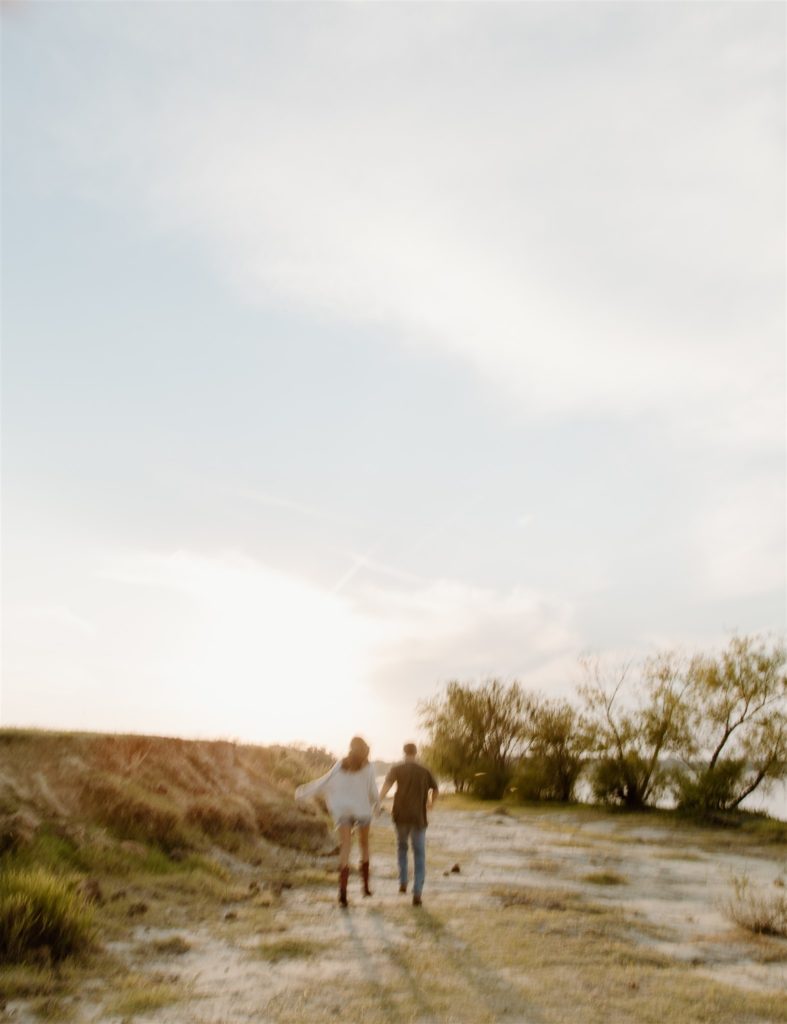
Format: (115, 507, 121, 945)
(98, 549, 381, 748)
(2, 541, 580, 752)
(99, 551, 582, 744)
(358, 576, 579, 699)
(3, 5, 783, 748)
(39, 2, 784, 446)
(694, 470, 786, 600)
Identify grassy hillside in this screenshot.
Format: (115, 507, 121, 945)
(0, 728, 336, 998)
(0, 729, 334, 858)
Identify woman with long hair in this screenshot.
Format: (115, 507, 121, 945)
(295, 736, 380, 907)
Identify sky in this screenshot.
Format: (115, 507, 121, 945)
(2, 2, 785, 761)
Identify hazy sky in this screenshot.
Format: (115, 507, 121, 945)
(2, 2, 784, 760)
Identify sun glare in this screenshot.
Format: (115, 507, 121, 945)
(107, 551, 379, 751)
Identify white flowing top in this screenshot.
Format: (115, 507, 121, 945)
(295, 761, 380, 823)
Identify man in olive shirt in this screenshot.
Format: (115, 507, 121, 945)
(379, 743, 439, 906)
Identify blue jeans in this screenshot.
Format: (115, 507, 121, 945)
(395, 823, 426, 895)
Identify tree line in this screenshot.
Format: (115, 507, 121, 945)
(419, 634, 787, 814)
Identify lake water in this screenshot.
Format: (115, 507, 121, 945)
(405, 777, 787, 822)
(740, 778, 787, 821)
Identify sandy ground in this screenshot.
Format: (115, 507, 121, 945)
(435, 807, 786, 993)
(5, 805, 786, 1023)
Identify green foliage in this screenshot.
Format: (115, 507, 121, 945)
(103, 976, 183, 1017)
(510, 759, 550, 802)
(5, 824, 216, 879)
(468, 761, 513, 800)
(582, 652, 691, 809)
(590, 752, 655, 808)
(0, 869, 94, 964)
(80, 777, 190, 851)
(673, 759, 747, 814)
(184, 797, 256, 836)
(253, 937, 325, 961)
(514, 700, 592, 802)
(252, 799, 329, 852)
(582, 870, 626, 885)
(0, 811, 40, 855)
(675, 634, 787, 812)
(263, 745, 335, 789)
(419, 679, 536, 798)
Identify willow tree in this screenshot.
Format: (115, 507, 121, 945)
(418, 679, 536, 798)
(581, 652, 692, 809)
(675, 634, 787, 812)
(514, 699, 595, 803)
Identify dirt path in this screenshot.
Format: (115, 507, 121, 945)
(20, 805, 785, 1024)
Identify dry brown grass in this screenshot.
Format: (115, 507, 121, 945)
(582, 869, 627, 885)
(102, 973, 185, 1017)
(184, 795, 256, 836)
(722, 874, 787, 937)
(0, 729, 334, 863)
(80, 777, 189, 851)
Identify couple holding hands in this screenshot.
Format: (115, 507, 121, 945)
(296, 737, 439, 908)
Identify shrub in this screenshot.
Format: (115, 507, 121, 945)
(264, 746, 334, 788)
(254, 937, 325, 961)
(0, 868, 94, 964)
(589, 753, 658, 808)
(673, 759, 747, 814)
(512, 736, 587, 803)
(184, 797, 255, 837)
(511, 759, 552, 802)
(253, 800, 330, 852)
(674, 635, 787, 813)
(0, 810, 40, 855)
(468, 762, 513, 801)
(722, 874, 787, 937)
(581, 653, 691, 809)
(80, 778, 188, 851)
(582, 870, 626, 886)
(518, 700, 591, 803)
(419, 679, 535, 795)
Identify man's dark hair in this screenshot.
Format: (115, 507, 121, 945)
(403, 742, 417, 756)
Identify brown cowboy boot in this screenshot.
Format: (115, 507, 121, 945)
(338, 866, 349, 907)
(360, 860, 372, 897)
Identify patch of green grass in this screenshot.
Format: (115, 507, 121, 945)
(149, 935, 191, 955)
(254, 937, 326, 962)
(654, 850, 705, 862)
(2, 826, 212, 878)
(678, 808, 787, 843)
(529, 857, 562, 874)
(494, 885, 582, 912)
(184, 796, 256, 837)
(80, 776, 193, 852)
(0, 964, 64, 1001)
(253, 799, 331, 852)
(27, 994, 76, 1021)
(751, 937, 787, 963)
(0, 869, 95, 964)
(103, 975, 184, 1018)
(287, 866, 336, 887)
(582, 870, 627, 886)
